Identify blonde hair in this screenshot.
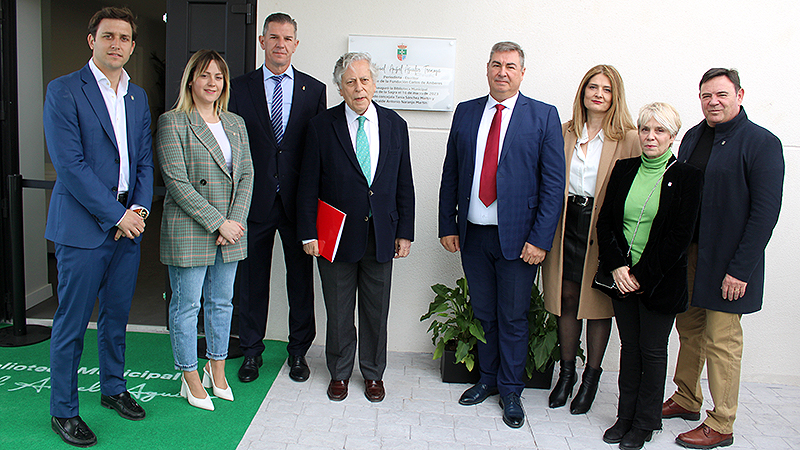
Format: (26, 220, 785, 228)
(638, 102, 681, 138)
(174, 49, 230, 114)
(567, 65, 635, 141)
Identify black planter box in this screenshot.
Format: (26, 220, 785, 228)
(440, 348, 480, 384)
(524, 362, 554, 389)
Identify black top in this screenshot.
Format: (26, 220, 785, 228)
(686, 122, 715, 242)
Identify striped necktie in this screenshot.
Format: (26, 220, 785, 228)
(270, 74, 285, 144)
(356, 116, 371, 185)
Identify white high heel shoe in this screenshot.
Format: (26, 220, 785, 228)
(180, 373, 214, 410)
(203, 364, 234, 401)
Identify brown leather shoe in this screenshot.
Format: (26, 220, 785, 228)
(676, 424, 733, 449)
(663, 398, 701, 420)
(327, 379, 349, 401)
(364, 380, 385, 402)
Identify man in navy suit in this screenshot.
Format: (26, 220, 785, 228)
(43, 6, 153, 447)
(297, 52, 415, 403)
(229, 12, 326, 383)
(438, 41, 565, 428)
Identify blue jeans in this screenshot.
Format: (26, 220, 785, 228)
(168, 248, 238, 371)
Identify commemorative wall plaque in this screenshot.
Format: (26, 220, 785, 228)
(349, 35, 456, 111)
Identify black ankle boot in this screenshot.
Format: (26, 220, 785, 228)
(548, 360, 577, 408)
(570, 365, 602, 414)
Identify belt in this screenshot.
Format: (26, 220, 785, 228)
(117, 191, 128, 205)
(568, 195, 593, 207)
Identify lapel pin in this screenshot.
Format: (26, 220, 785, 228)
(130, 95, 134, 100)
(668, 182, 673, 187)
(302, 85, 306, 91)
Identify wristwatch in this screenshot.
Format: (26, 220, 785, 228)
(133, 208, 148, 220)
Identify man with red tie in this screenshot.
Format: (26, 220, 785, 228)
(438, 41, 565, 428)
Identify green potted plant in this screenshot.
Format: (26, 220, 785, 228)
(420, 277, 484, 383)
(422, 271, 582, 387)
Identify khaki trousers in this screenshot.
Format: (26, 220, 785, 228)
(670, 243, 743, 434)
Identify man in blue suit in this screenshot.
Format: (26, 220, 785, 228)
(297, 52, 415, 403)
(439, 41, 565, 428)
(43, 6, 153, 447)
(229, 13, 326, 384)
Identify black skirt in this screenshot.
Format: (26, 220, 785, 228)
(562, 196, 593, 283)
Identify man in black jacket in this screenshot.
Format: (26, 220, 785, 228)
(229, 12, 326, 384)
(662, 68, 784, 449)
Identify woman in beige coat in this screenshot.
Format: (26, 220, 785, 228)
(541, 65, 639, 414)
(157, 50, 253, 411)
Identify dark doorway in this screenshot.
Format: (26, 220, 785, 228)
(165, 0, 256, 107)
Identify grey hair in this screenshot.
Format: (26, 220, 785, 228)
(333, 52, 380, 89)
(489, 41, 525, 68)
(638, 102, 682, 138)
(262, 12, 297, 37)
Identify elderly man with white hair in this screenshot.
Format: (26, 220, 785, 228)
(297, 52, 415, 403)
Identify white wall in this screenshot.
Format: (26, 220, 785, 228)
(256, 0, 800, 385)
(17, 0, 52, 307)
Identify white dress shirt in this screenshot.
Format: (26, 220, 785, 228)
(88, 58, 146, 224)
(568, 124, 604, 197)
(263, 64, 294, 133)
(89, 58, 130, 195)
(344, 102, 380, 185)
(206, 121, 233, 173)
(467, 93, 519, 225)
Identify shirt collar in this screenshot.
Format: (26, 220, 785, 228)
(577, 123, 605, 145)
(486, 92, 519, 113)
(88, 58, 129, 95)
(344, 101, 378, 125)
(263, 64, 294, 82)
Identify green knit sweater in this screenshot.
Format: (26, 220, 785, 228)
(623, 150, 673, 265)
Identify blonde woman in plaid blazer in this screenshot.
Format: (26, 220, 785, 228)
(156, 50, 253, 411)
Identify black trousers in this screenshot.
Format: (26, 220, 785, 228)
(612, 297, 676, 431)
(237, 194, 315, 358)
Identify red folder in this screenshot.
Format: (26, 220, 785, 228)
(316, 199, 346, 262)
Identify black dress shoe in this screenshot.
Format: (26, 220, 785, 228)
(101, 391, 145, 420)
(458, 383, 499, 406)
(238, 355, 263, 382)
(620, 427, 653, 450)
(603, 418, 633, 444)
(51, 416, 97, 448)
(288, 355, 310, 382)
(499, 392, 525, 428)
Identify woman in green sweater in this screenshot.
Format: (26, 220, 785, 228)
(595, 103, 703, 450)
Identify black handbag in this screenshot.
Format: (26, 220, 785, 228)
(592, 264, 625, 298)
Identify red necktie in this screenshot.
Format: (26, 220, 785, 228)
(479, 104, 505, 207)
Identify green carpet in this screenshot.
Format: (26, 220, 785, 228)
(0, 326, 285, 449)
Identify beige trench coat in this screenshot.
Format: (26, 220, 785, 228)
(541, 124, 639, 319)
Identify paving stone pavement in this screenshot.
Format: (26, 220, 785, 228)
(237, 345, 800, 450)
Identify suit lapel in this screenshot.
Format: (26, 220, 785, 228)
(331, 104, 363, 176)
(465, 97, 488, 175)
(80, 65, 117, 150)
(285, 68, 303, 135)
(188, 109, 230, 178)
(596, 136, 618, 194)
(247, 68, 276, 145)
(373, 104, 391, 183)
(563, 127, 578, 194)
(498, 94, 525, 167)
(221, 112, 240, 180)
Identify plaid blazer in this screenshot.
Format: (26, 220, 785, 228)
(156, 109, 253, 267)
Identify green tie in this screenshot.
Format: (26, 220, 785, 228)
(356, 116, 371, 185)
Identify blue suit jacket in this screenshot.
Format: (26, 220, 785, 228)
(297, 102, 415, 264)
(229, 67, 326, 224)
(43, 64, 154, 249)
(439, 94, 565, 260)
